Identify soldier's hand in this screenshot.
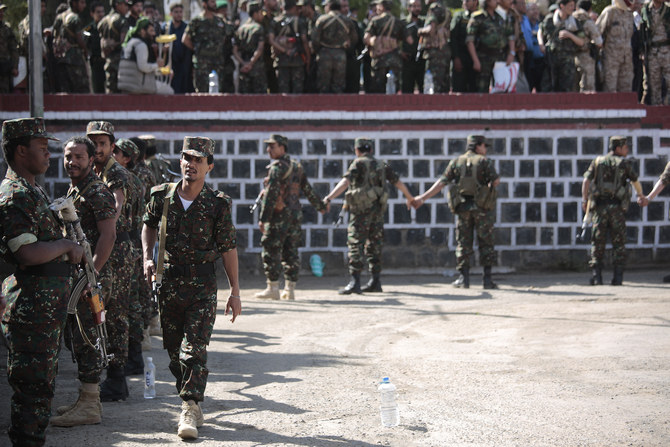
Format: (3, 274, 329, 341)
(638, 196, 649, 207)
(66, 242, 85, 264)
(472, 58, 481, 72)
(225, 295, 242, 323)
(258, 221, 265, 234)
(506, 52, 515, 65)
(144, 259, 156, 285)
(581, 201, 588, 213)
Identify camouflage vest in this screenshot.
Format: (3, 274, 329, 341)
(591, 154, 631, 209)
(345, 157, 388, 213)
(269, 157, 303, 212)
(447, 151, 496, 212)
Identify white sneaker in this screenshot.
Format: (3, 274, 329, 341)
(177, 400, 198, 439)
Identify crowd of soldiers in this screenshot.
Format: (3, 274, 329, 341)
(1, 0, 669, 100)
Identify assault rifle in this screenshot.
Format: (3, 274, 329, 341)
(576, 199, 593, 243)
(250, 183, 265, 213)
(334, 198, 348, 227)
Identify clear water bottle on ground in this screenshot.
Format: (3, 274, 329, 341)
(208, 70, 219, 93)
(385, 70, 396, 95)
(144, 357, 156, 399)
(378, 377, 399, 427)
(423, 69, 434, 94)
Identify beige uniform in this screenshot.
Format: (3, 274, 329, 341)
(596, 5, 634, 92)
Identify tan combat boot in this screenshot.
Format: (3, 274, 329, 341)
(280, 280, 296, 300)
(149, 314, 161, 336)
(254, 280, 279, 300)
(142, 326, 152, 351)
(178, 400, 199, 439)
(51, 384, 102, 427)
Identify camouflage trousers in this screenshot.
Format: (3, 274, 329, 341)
(104, 54, 121, 93)
(547, 51, 577, 92)
(424, 47, 451, 93)
(642, 45, 670, 105)
(194, 64, 225, 93)
(159, 272, 217, 403)
(475, 52, 504, 93)
(370, 51, 402, 93)
(260, 210, 302, 282)
(128, 245, 144, 345)
(277, 64, 305, 93)
(239, 61, 267, 94)
(589, 203, 627, 267)
(1, 271, 73, 447)
(455, 208, 496, 270)
(55, 61, 90, 93)
(602, 47, 633, 92)
(64, 266, 113, 384)
(575, 51, 596, 92)
(103, 239, 134, 369)
(347, 208, 384, 275)
(316, 47, 347, 93)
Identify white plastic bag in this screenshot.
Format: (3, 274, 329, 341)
(490, 61, 520, 93)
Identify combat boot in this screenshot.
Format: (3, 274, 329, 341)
(589, 265, 603, 285)
(483, 266, 498, 289)
(361, 273, 382, 292)
(149, 314, 161, 336)
(255, 280, 280, 300)
(452, 267, 470, 289)
(339, 273, 362, 295)
(124, 340, 144, 376)
(100, 366, 129, 402)
(280, 281, 296, 300)
(55, 383, 103, 416)
(611, 265, 624, 286)
(142, 326, 152, 351)
(50, 384, 102, 427)
(178, 400, 200, 439)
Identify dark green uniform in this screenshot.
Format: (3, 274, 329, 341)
(235, 17, 268, 93)
(366, 11, 407, 93)
(98, 10, 129, 93)
(52, 7, 89, 92)
(421, 1, 451, 93)
(259, 154, 325, 282)
(185, 13, 228, 92)
(540, 10, 584, 92)
(466, 9, 511, 92)
(451, 8, 476, 92)
(401, 13, 425, 94)
(144, 181, 237, 402)
(312, 11, 358, 93)
(271, 13, 309, 93)
(0, 17, 18, 93)
(1, 167, 76, 446)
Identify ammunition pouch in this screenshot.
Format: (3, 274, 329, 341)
(475, 185, 497, 211)
(345, 185, 387, 214)
(447, 184, 465, 213)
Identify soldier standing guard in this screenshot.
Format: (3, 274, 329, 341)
(582, 136, 647, 286)
(639, 0, 670, 105)
(0, 118, 84, 446)
(255, 134, 326, 301)
(52, 0, 90, 92)
(451, 0, 478, 92)
(401, 0, 425, 94)
(323, 138, 414, 294)
(142, 136, 241, 440)
(50, 136, 117, 428)
(419, 0, 452, 93)
(269, 0, 311, 93)
(98, 0, 130, 93)
(412, 135, 500, 289)
(595, 0, 635, 92)
(234, 1, 268, 93)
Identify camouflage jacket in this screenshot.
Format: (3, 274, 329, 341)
(584, 152, 638, 198)
(260, 154, 325, 222)
(133, 162, 157, 205)
(422, 2, 451, 51)
(451, 9, 473, 61)
(129, 171, 145, 235)
(440, 150, 499, 211)
(98, 11, 129, 59)
(236, 18, 265, 61)
(313, 11, 358, 52)
(595, 6, 634, 53)
(271, 13, 308, 66)
(541, 10, 585, 56)
(640, 1, 670, 48)
(0, 21, 19, 69)
(144, 181, 237, 265)
(344, 154, 399, 214)
(366, 12, 407, 58)
(66, 170, 116, 247)
(466, 9, 510, 53)
(52, 7, 85, 64)
(185, 14, 227, 66)
(145, 156, 171, 184)
(96, 157, 132, 233)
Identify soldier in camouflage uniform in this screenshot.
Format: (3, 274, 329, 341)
(466, 0, 516, 93)
(52, 0, 90, 92)
(98, 0, 130, 93)
(639, 0, 670, 105)
(50, 136, 117, 428)
(596, 0, 634, 92)
(538, 0, 585, 92)
(262, 0, 280, 93)
(269, 0, 311, 93)
(143, 134, 173, 184)
(233, 1, 268, 93)
(324, 138, 414, 294)
(0, 118, 84, 446)
(451, 0, 478, 92)
(215, 2, 237, 94)
(0, 3, 19, 93)
(300, 0, 320, 93)
(112, 139, 147, 376)
(419, 0, 452, 93)
(582, 136, 647, 286)
(644, 160, 670, 282)
(364, 0, 412, 93)
(312, 0, 358, 93)
(401, 0, 424, 94)
(413, 135, 500, 289)
(86, 121, 134, 402)
(142, 136, 241, 440)
(255, 134, 326, 301)
(183, 0, 229, 92)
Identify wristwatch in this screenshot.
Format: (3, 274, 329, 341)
(509, 50, 516, 56)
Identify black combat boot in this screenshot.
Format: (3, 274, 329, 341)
(339, 273, 362, 295)
(100, 365, 129, 402)
(452, 267, 470, 289)
(611, 265, 624, 286)
(483, 266, 498, 289)
(124, 340, 144, 376)
(361, 273, 382, 292)
(589, 265, 603, 285)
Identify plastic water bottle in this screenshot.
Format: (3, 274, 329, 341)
(208, 70, 219, 93)
(385, 70, 396, 95)
(144, 357, 156, 399)
(378, 377, 399, 427)
(423, 69, 434, 94)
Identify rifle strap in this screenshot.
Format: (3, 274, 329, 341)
(155, 182, 177, 287)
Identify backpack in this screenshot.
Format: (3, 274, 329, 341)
(345, 157, 388, 213)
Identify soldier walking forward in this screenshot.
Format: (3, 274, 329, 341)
(142, 136, 241, 440)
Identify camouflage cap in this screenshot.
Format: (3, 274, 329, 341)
(116, 138, 140, 160)
(2, 118, 59, 142)
(86, 121, 114, 137)
(466, 134, 489, 147)
(354, 137, 374, 151)
(182, 136, 215, 158)
(263, 134, 289, 148)
(609, 135, 630, 150)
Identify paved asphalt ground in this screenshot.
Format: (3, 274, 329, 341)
(1, 269, 669, 446)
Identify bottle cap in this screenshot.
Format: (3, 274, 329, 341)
(147, 357, 153, 362)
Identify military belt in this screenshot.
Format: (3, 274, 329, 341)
(115, 231, 130, 244)
(595, 197, 621, 206)
(650, 40, 670, 48)
(165, 262, 215, 277)
(19, 262, 76, 277)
